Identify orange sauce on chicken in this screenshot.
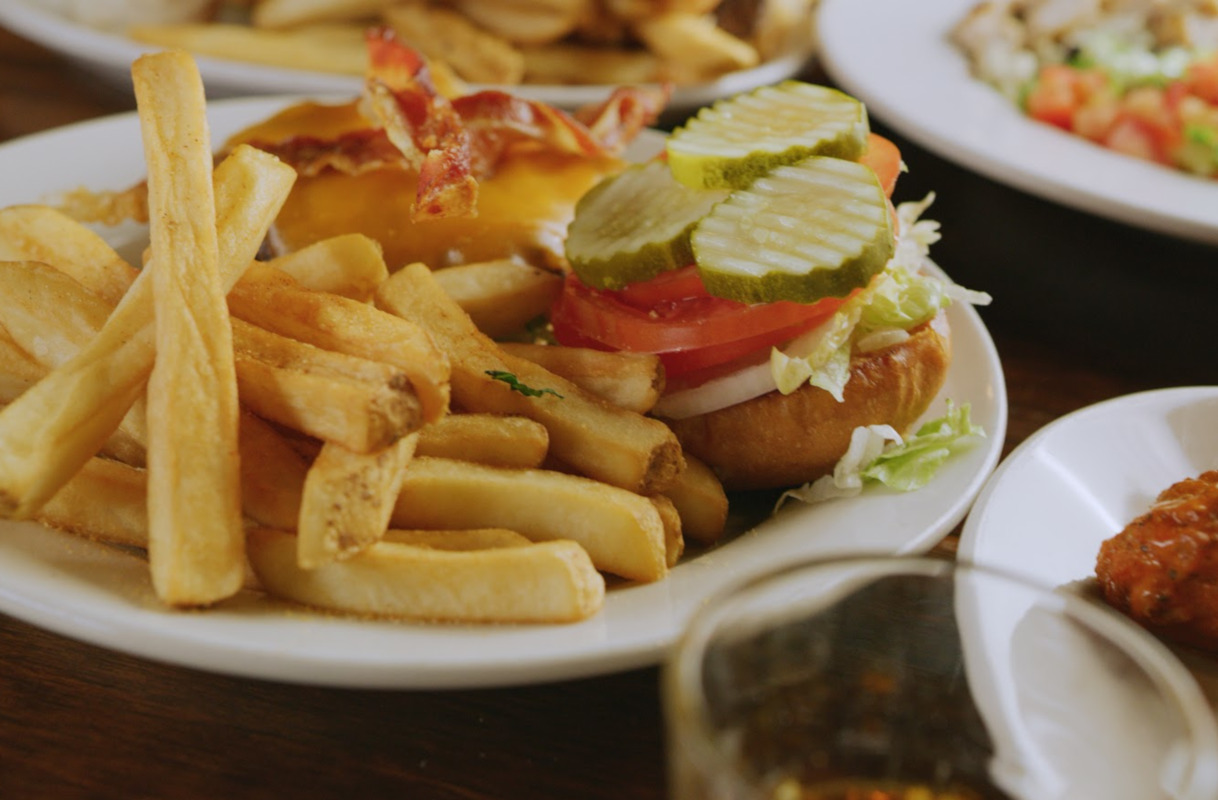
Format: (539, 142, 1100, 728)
(1096, 470, 1218, 651)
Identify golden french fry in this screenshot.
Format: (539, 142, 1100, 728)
(0, 144, 294, 519)
(0, 260, 148, 467)
(252, 0, 397, 28)
(416, 412, 549, 469)
(649, 493, 685, 568)
(0, 329, 43, 403)
(499, 342, 664, 414)
(30, 412, 316, 547)
(452, 0, 591, 45)
(0, 206, 137, 306)
(297, 433, 419, 568)
(232, 318, 423, 452)
(135, 50, 244, 606)
(383, 3, 526, 84)
(634, 12, 760, 83)
(238, 410, 309, 530)
(391, 456, 668, 582)
(247, 526, 605, 623)
(660, 451, 728, 545)
(431, 259, 562, 339)
(375, 263, 684, 494)
(36, 456, 148, 548)
(749, 0, 816, 60)
(265, 233, 388, 301)
(606, 0, 721, 19)
(0, 261, 113, 368)
(383, 528, 532, 550)
(129, 23, 369, 75)
(229, 269, 450, 424)
(520, 42, 662, 85)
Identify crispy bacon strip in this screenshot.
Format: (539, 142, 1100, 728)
(239, 129, 404, 178)
(242, 32, 669, 223)
(366, 27, 478, 220)
(574, 84, 673, 154)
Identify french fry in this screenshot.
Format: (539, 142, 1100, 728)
(650, 493, 685, 568)
(36, 456, 147, 548)
(431, 259, 562, 339)
(232, 318, 423, 452)
(265, 233, 388, 301)
(297, 433, 419, 568)
(634, 12, 760, 83)
(416, 413, 549, 469)
(247, 526, 605, 623)
(375, 263, 684, 494)
(0, 260, 113, 368)
(391, 456, 668, 582)
(660, 451, 728, 545)
(383, 528, 532, 550)
(452, 0, 590, 46)
(238, 410, 309, 530)
(0, 144, 294, 519)
(520, 43, 662, 86)
(129, 23, 369, 75)
(0, 205, 138, 305)
(0, 260, 148, 466)
(134, 50, 244, 606)
(252, 0, 397, 28)
(499, 342, 664, 414)
(229, 270, 450, 423)
(383, 3, 526, 85)
(0, 329, 43, 403)
(30, 412, 316, 547)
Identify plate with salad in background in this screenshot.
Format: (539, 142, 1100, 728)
(815, 0, 1218, 245)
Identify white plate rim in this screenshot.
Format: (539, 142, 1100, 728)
(0, 95, 1008, 689)
(960, 384, 1218, 572)
(815, 0, 1218, 246)
(0, 0, 816, 110)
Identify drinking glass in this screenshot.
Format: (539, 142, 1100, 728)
(664, 555, 1218, 800)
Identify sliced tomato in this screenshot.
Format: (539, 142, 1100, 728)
(550, 268, 845, 379)
(859, 133, 902, 197)
(1026, 64, 1085, 129)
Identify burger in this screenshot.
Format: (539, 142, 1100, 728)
(550, 81, 990, 491)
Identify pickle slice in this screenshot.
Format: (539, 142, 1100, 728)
(667, 81, 869, 190)
(691, 155, 894, 304)
(565, 160, 729, 290)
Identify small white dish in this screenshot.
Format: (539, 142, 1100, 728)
(815, 0, 1218, 245)
(0, 0, 816, 113)
(0, 96, 1007, 689)
(961, 386, 1218, 707)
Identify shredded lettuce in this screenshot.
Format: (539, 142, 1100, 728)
(777, 401, 985, 507)
(769, 194, 991, 401)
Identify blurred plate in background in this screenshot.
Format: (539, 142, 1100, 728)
(0, 0, 817, 116)
(815, 0, 1218, 246)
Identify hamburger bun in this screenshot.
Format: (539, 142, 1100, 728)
(659, 312, 951, 491)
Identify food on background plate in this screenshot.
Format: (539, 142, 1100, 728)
(1096, 470, 1218, 652)
(952, 0, 1218, 177)
(113, 0, 817, 88)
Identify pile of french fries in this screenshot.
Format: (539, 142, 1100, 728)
(0, 51, 730, 625)
(125, 0, 817, 87)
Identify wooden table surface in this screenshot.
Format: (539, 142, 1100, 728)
(1, 25, 1214, 800)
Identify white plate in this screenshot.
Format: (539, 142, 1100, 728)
(0, 0, 815, 113)
(815, 0, 1218, 246)
(960, 386, 1218, 706)
(0, 96, 1007, 689)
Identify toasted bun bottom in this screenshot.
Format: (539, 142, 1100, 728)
(660, 314, 952, 491)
